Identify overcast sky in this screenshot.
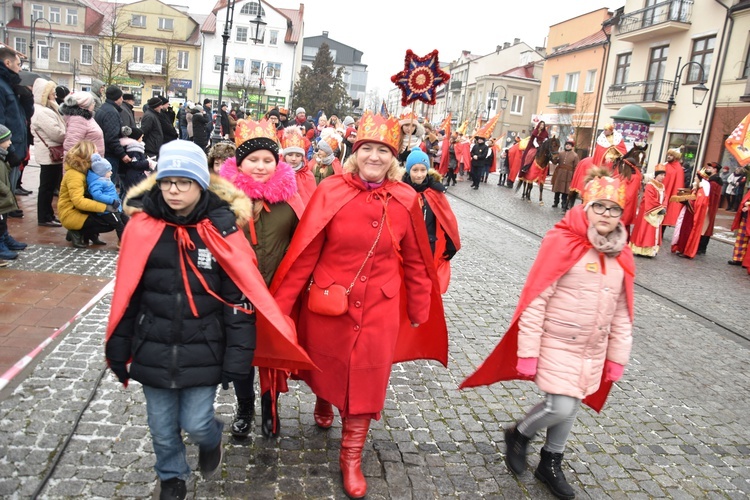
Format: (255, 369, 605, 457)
(185, 0, 625, 98)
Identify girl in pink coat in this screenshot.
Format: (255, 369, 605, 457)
(461, 167, 635, 500)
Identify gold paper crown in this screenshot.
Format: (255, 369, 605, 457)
(398, 108, 419, 125)
(281, 126, 306, 152)
(353, 110, 401, 155)
(234, 119, 279, 147)
(583, 175, 626, 208)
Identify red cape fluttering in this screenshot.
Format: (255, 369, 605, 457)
(106, 212, 317, 372)
(271, 172, 449, 366)
(423, 188, 461, 294)
(459, 206, 635, 412)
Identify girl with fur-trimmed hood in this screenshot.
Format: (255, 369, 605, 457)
(219, 119, 305, 440)
(402, 148, 460, 293)
(106, 140, 313, 497)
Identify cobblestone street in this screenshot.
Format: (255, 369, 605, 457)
(1, 174, 749, 499)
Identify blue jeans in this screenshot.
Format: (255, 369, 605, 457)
(180, 126, 188, 140)
(142, 385, 224, 481)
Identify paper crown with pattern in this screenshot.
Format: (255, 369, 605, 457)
(475, 114, 500, 139)
(234, 118, 279, 148)
(352, 110, 401, 156)
(398, 107, 419, 126)
(583, 175, 626, 208)
(281, 126, 306, 155)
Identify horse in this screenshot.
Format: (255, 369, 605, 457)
(515, 136, 561, 205)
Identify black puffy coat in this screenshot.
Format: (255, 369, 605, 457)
(105, 181, 256, 389)
(192, 111, 209, 150)
(94, 99, 126, 159)
(140, 108, 163, 158)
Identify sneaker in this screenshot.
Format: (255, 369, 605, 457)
(3, 233, 27, 251)
(7, 209, 23, 218)
(0, 243, 18, 260)
(159, 478, 186, 500)
(728, 260, 742, 266)
(38, 220, 62, 227)
(0, 259, 9, 267)
(14, 188, 31, 196)
(198, 441, 223, 479)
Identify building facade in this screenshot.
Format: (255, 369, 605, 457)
(600, 0, 726, 173)
(536, 8, 613, 158)
(301, 31, 367, 111)
(200, 0, 303, 118)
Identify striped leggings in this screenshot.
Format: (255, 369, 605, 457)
(517, 394, 581, 454)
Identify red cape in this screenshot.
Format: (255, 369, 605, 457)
(507, 143, 522, 182)
(106, 212, 317, 372)
(459, 206, 635, 412)
(630, 180, 665, 249)
(592, 140, 628, 167)
(661, 160, 685, 226)
(424, 188, 461, 294)
(731, 191, 750, 231)
(704, 180, 722, 237)
(569, 157, 594, 194)
(271, 173, 449, 366)
(458, 142, 472, 172)
(681, 187, 709, 258)
(294, 165, 317, 206)
(615, 168, 643, 228)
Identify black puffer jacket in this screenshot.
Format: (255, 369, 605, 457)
(105, 180, 256, 389)
(94, 99, 126, 159)
(140, 108, 164, 158)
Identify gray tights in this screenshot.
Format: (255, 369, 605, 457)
(517, 394, 581, 453)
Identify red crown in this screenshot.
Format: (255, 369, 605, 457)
(353, 111, 401, 156)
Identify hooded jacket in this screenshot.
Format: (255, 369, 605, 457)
(0, 63, 28, 162)
(60, 102, 105, 155)
(30, 79, 66, 165)
(58, 155, 108, 230)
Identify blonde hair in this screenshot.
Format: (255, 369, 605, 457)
(65, 140, 97, 171)
(343, 149, 401, 182)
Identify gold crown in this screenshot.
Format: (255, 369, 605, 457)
(398, 108, 419, 125)
(234, 119, 279, 147)
(354, 111, 401, 155)
(281, 126, 306, 151)
(583, 176, 626, 208)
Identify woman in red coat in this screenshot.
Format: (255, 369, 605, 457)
(270, 111, 448, 499)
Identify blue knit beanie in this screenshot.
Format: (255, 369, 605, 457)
(156, 140, 210, 190)
(90, 154, 112, 177)
(405, 148, 430, 172)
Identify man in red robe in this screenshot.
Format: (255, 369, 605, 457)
(630, 169, 667, 257)
(659, 149, 685, 231)
(592, 124, 628, 167)
(697, 162, 724, 254)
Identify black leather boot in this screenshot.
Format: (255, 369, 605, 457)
(230, 398, 254, 438)
(534, 448, 575, 499)
(260, 391, 280, 438)
(504, 425, 531, 476)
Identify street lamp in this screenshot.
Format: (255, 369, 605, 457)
(70, 58, 79, 91)
(29, 15, 55, 71)
(250, 1, 267, 45)
(656, 56, 709, 162)
(486, 83, 508, 119)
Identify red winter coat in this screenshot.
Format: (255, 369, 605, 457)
(271, 173, 448, 417)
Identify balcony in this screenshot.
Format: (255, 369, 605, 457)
(616, 0, 692, 43)
(605, 80, 674, 111)
(549, 91, 577, 109)
(127, 62, 165, 76)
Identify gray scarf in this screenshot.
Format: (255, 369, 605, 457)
(587, 222, 628, 257)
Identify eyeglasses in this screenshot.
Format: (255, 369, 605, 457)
(590, 202, 623, 217)
(158, 179, 193, 192)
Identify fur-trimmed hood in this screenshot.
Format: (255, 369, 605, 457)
(60, 103, 94, 120)
(219, 157, 298, 204)
(123, 173, 252, 227)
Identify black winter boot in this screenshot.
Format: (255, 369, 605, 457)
(230, 398, 254, 438)
(535, 448, 575, 499)
(159, 478, 186, 500)
(260, 391, 280, 437)
(504, 425, 531, 476)
(198, 440, 223, 479)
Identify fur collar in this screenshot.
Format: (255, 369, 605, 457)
(122, 173, 252, 227)
(60, 104, 93, 119)
(219, 157, 298, 204)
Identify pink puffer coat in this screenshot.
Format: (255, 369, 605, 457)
(517, 248, 632, 399)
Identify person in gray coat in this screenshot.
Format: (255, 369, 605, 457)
(119, 93, 137, 130)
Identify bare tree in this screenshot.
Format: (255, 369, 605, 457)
(93, 2, 129, 85)
(569, 92, 595, 156)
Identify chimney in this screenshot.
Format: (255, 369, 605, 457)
(496, 45, 501, 53)
(503, 42, 511, 49)
(513, 38, 521, 45)
(323, 31, 329, 37)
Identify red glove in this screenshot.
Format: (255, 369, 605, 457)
(516, 357, 538, 379)
(604, 360, 625, 382)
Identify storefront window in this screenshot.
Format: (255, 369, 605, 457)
(668, 133, 700, 173)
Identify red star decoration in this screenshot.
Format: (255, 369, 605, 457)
(391, 50, 450, 106)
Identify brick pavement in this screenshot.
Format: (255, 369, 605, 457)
(1, 175, 749, 498)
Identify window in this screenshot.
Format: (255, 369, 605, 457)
(81, 44, 93, 65)
(240, 2, 264, 16)
(66, 8, 78, 26)
(510, 95, 524, 115)
(688, 35, 715, 83)
(668, 133, 700, 172)
(235, 58, 245, 73)
(113, 44, 122, 64)
(12, 6, 20, 21)
(14, 37, 26, 56)
(58, 42, 70, 63)
(269, 30, 278, 45)
(154, 48, 166, 65)
(152, 86, 163, 98)
(131, 15, 146, 28)
(214, 55, 228, 72)
(745, 39, 750, 78)
(49, 7, 61, 24)
(614, 53, 631, 85)
(236, 26, 248, 43)
(644, 45, 669, 101)
(250, 60, 261, 76)
(177, 51, 189, 70)
(32, 4, 43, 20)
(564, 72, 579, 91)
(266, 62, 281, 80)
(133, 46, 144, 64)
(584, 69, 597, 93)
(158, 17, 173, 31)
(549, 75, 558, 94)
(37, 40, 49, 61)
